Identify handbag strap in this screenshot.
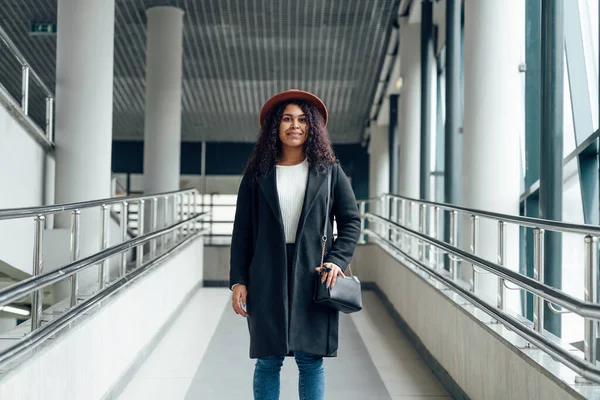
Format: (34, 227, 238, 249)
(319, 166, 354, 277)
(319, 168, 332, 270)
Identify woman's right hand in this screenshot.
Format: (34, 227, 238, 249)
(232, 284, 248, 317)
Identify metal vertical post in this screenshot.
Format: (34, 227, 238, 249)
(189, 192, 196, 235)
(137, 199, 145, 268)
(444, 0, 462, 273)
(31, 215, 45, 331)
(399, 199, 405, 249)
(497, 221, 506, 310)
(21, 65, 29, 115)
(180, 193, 186, 238)
(45, 96, 54, 141)
(584, 235, 597, 364)
(433, 206, 440, 270)
(418, 204, 426, 262)
(69, 210, 81, 307)
(359, 202, 366, 244)
(98, 205, 109, 290)
(173, 195, 179, 244)
(449, 211, 458, 280)
(533, 228, 545, 333)
(150, 197, 158, 259)
(120, 202, 128, 277)
(420, 0, 432, 201)
(470, 215, 478, 292)
(389, 94, 399, 195)
(390, 196, 397, 242)
(540, 0, 564, 337)
(406, 201, 413, 255)
(163, 196, 169, 250)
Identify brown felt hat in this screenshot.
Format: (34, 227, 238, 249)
(259, 89, 328, 127)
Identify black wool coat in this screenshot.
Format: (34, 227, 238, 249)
(229, 162, 361, 359)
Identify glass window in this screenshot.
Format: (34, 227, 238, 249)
(578, 0, 599, 130)
(561, 161, 585, 342)
(564, 56, 577, 158)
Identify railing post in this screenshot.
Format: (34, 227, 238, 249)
(98, 205, 109, 290)
(359, 201, 366, 244)
(390, 197, 397, 242)
(173, 195, 179, 244)
(150, 197, 158, 259)
(449, 210, 458, 280)
(180, 194, 185, 238)
(137, 199, 145, 268)
(189, 192, 196, 235)
(163, 196, 169, 250)
(31, 215, 45, 331)
(533, 227, 545, 333)
(69, 210, 81, 307)
(418, 204, 426, 262)
(120, 201, 128, 277)
(470, 215, 478, 292)
(584, 235, 597, 365)
(21, 65, 29, 115)
(433, 206, 440, 270)
(45, 96, 54, 141)
(406, 201, 413, 255)
(497, 221, 506, 311)
(398, 199, 406, 250)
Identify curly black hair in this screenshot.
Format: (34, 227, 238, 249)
(244, 100, 337, 181)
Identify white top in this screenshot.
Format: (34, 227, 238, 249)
(276, 158, 309, 244)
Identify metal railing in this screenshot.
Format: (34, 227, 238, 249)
(0, 24, 54, 143)
(0, 188, 208, 368)
(360, 193, 600, 383)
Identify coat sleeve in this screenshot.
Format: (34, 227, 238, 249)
(324, 163, 361, 270)
(229, 173, 254, 290)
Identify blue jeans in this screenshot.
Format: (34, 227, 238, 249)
(253, 352, 325, 400)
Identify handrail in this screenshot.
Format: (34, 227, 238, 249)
(0, 212, 208, 307)
(0, 25, 53, 97)
(377, 193, 600, 236)
(0, 188, 197, 220)
(365, 212, 600, 319)
(365, 228, 600, 384)
(0, 217, 209, 369)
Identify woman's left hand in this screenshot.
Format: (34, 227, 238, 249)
(315, 262, 345, 289)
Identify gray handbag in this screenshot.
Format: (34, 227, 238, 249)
(313, 167, 363, 314)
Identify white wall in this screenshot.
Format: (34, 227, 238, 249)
(0, 237, 203, 400)
(114, 173, 243, 195)
(359, 243, 586, 400)
(0, 100, 52, 275)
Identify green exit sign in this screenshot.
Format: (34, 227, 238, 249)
(30, 23, 57, 35)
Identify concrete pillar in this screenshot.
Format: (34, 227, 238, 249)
(369, 124, 390, 237)
(397, 20, 421, 200)
(52, 0, 115, 301)
(143, 7, 184, 196)
(397, 20, 422, 259)
(54, 0, 115, 209)
(462, 0, 524, 309)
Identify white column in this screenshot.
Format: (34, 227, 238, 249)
(369, 125, 390, 200)
(54, 0, 115, 208)
(397, 20, 421, 199)
(369, 124, 390, 236)
(53, 0, 115, 300)
(462, 0, 524, 309)
(143, 7, 184, 195)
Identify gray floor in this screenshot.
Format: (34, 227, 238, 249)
(184, 306, 391, 400)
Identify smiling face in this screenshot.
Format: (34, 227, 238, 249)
(278, 103, 308, 151)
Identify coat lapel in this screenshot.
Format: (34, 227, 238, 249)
(296, 166, 328, 241)
(258, 167, 284, 227)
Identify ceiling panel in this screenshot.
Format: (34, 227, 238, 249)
(0, 0, 399, 143)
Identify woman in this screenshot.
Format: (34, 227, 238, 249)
(229, 89, 361, 400)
